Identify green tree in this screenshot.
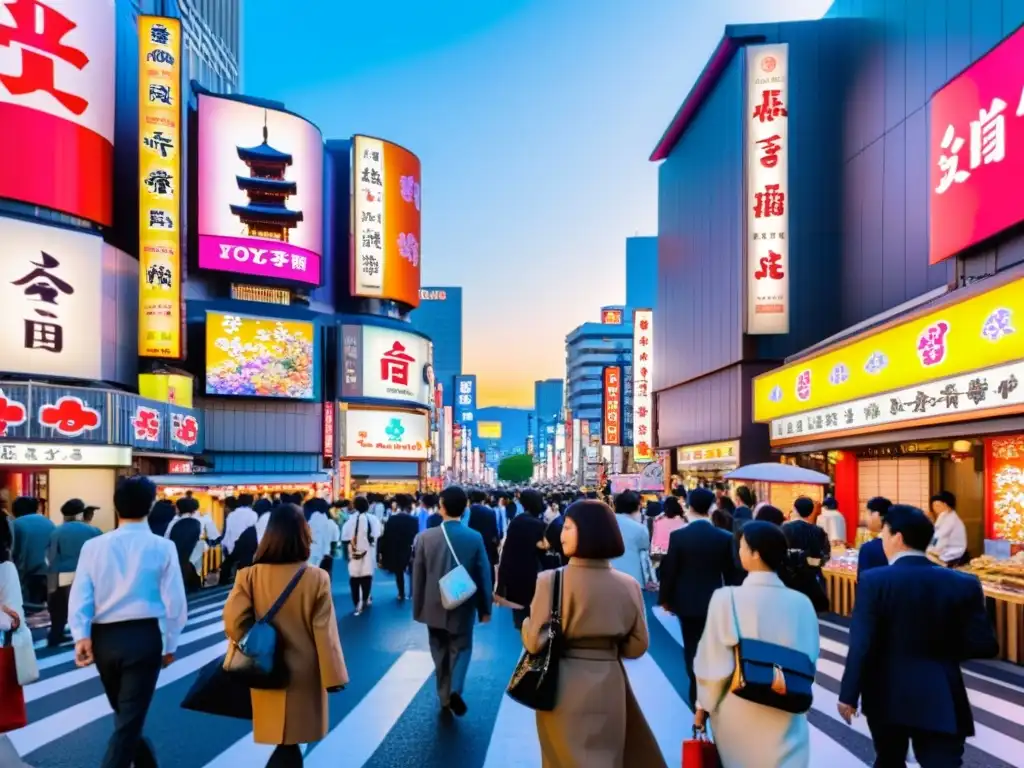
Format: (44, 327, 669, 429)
(497, 453, 534, 484)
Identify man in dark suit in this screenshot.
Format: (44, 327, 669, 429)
(658, 487, 737, 707)
(782, 496, 832, 612)
(857, 496, 892, 578)
(838, 505, 999, 766)
(467, 490, 500, 569)
(412, 485, 493, 717)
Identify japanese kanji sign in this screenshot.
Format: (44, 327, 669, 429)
(602, 365, 622, 446)
(632, 309, 654, 462)
(351, 135, 423, 308)
(138, 16, 182, 359)
(0, 0, 115, 225)
(929, 25, 1024, 265)
(348, 325, 432, 406)
(745, 43, 790, 335)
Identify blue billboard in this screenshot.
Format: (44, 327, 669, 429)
(454, 374, 477, 439)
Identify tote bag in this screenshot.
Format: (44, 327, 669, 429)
(438, 523, 477, 610)
(13, 629, 38, 686)
(506, 568, 563, 711)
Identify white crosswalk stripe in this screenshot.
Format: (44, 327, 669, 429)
(11, 597, 1024, 768)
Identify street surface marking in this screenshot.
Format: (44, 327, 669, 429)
(623, 653, 692, 762)
(481, 693, 542, 767)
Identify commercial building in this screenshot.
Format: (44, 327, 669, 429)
(625, 236, 658, 311)
(565, 308, 633, 439)
(532, 378, 565, 463)
(409, 286, 463, 406)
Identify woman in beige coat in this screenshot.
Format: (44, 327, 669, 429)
(224, 504, 348, 767)
(522, 499, 667, 768)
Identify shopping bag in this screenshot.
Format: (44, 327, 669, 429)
(681, 726, 721, 768)
(181, 656, 253, 720)
(13, 631, 38, 686)
(0, 644, 27, 734)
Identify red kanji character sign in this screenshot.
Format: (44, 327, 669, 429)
(638, 318, 649, 331)
(756, 135, 782, 168)
(917, 321, 950, 367)
(133, 406, 161, 441)
(753, 89, 787, 123)
(753, 184, 785, 219)
(754, 251, 785, 280)
(0, 0, 91, 115)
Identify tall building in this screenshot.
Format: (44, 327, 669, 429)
(533, 377, 564, 435)
(626, 236, 658, 310)
(565, 310, 632, 438)
(409, 287, 463, 406)
(476, 406, 531, 463)
(176, 0, 241, 93)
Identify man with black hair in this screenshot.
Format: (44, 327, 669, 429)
(467, 489, 500, 569)
(46, 499, 102, 646)
(658, 486, 737, 708)
(69, 476, 186, 768)
(928, 490, 969, 566)
(610, 491, 653, 588)
(839, 504, 998, 766)
(858, 496, 892, 577)
(11, 495, 54, 609)
(782, 496, 831, 613)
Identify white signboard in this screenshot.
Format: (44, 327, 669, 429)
(0, 442, 131, 467)
(360, 326, 431, 406)
(352, 135, 385, 295)
(632, 309, 654, 461)
(342, 408, 429, 460)
(745, 43, 790, 335)
(770, 361, 1023, 442)
(0, 218, 104, 379)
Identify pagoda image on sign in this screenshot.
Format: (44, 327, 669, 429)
(229, 110, 303, 242)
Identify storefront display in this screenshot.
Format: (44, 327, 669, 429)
(675, 440, 740, 489)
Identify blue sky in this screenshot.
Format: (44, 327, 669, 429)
(242, 0, 832, 407)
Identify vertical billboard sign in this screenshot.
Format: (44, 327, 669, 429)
(565, 416, 573, 479)
(351, 135, 422, 307)
(138, 16, 182, 358)
(0, 0, 116, 225)
(745, 43, 790, 335)
(632, 309, 655, 462)
(929, 26, 1024, 265)
(602, 365, 622, 446)
(454, 374, 476, 434)
(322, 401, 334, 459)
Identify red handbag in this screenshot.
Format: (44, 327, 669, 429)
(0, 641, 27, 734)
(682, 725, 721, 768)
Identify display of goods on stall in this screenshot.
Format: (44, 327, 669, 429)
(961, 552, 1024, 595)
(824, 549, 858, 574)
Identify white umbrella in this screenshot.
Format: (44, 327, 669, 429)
(724, 463, 831, 485)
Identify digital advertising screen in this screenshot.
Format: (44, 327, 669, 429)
(351, 135, 422, 307)
(196, 94, 324, 286)
(341, 408, 429, 460)
(205, 310, 317, 400)
(340, 324, 432, 406)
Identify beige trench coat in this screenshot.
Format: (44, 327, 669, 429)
(224, 563, 348, 745)
(522, 559, 667, 768)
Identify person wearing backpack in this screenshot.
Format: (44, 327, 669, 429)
(223, 503, 347, 767)
(341, 497, 382, 616)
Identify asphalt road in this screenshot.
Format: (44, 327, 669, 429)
(9, 571, 1024, 768)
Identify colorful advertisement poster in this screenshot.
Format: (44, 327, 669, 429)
(632, 309, 654, 462)
(930, 26, 1024, 265)
(205, 311, 317, 400)
(342, 408, 429, 460)
(601, 308, 623, 324)
(602, 366, 622, 446)
(351, 135, 422, 307)
(984, 436, 1024, 543)
(138, 16, 182, 358)
(196, 94, 323, 286)
(745, 43, 789, 335)
(0, 0, 115, 225)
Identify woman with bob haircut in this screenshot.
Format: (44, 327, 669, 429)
(693, 520, 820, 767)
(521, 500, 666, 767)
(224, 504, 348, 767)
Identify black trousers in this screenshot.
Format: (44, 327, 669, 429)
(394, 569, 407, 599)
(679, 615, 707, 710)
(92, 619, 163, 768)
(47, 585, 71, 644)
(868, 721, 966, 768)
(267, 744, 302, 767)
(319, 555, 334, 584)
(350, 576, 372, 607)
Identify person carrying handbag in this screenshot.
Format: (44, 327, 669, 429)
(341, 498, 382, 615)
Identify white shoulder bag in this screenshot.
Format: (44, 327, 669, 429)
(14, 628, 39, 686)
(438, 523, 478, 610)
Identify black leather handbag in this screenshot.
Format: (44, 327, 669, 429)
(223, 565, 306, 690)
(728, 588, 815, 714)
(506, 568, 563, 711)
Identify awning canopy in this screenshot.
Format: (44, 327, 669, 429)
(147, 472, 332, 488)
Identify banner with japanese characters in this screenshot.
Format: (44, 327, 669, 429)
(632, 309, 654, 462)
(602, 366, 622, 446)
(930, 25, 1024, 265)
(339, 324, 432, 406)
(351, 135, 422, 308)
(0, 218, 104, 379)
(138, 16, 182, 358)
(0, 0, 116, 225)
(745, 43, 789, 335)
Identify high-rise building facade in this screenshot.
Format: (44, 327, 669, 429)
(532, 378, 564, 467)
(626, 236, 658, 311)
(565, 310, 632, 437)
(409, 287, 463, 406)
(176, 0, 241, 93)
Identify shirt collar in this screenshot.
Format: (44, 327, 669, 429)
(687, 515, 712, 525)
(889, 550, 928, 564)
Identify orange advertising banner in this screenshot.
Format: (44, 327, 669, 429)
(602, 365, 622, 446)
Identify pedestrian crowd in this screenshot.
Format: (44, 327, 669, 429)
(0, 477, 1000, 767)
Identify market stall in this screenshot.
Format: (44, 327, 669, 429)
(724, 462, 830, 513)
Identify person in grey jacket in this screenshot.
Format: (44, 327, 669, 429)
(47, 498, 102, 646)
(412, 485, 492, 717)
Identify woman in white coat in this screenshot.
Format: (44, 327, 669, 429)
(693, 521, 820, 768)
(341, 497, 382, 615)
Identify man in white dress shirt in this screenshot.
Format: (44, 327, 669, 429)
(927, 490, 969, 566)
(221, 492, 257, 555)
(69, 476, 187, 768)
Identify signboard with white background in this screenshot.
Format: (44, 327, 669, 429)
(341, 408, 429, 460)
(632, 309, 654, 462)
(745, 43, 790, 334)
(0, 443, 130, 467)
(358, 326, 431, 405)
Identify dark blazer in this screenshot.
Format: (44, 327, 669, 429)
(857, 537, 887, 578)
(658, 519, 738, 618)
(148, 503, 176, 537)
(412, 520, 493, 633)
(495, 513, 546, 607)
(426, 512, 443, 529)
(782, 519, 831, 564)
(467, 504, 500, 566)
(839, 555, 999, 737)
(380, 513, 418, 574)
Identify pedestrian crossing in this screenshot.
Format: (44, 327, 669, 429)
(9, 582, 1024, 768)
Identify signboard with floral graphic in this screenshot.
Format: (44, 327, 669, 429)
(341, 408, 429, 460)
